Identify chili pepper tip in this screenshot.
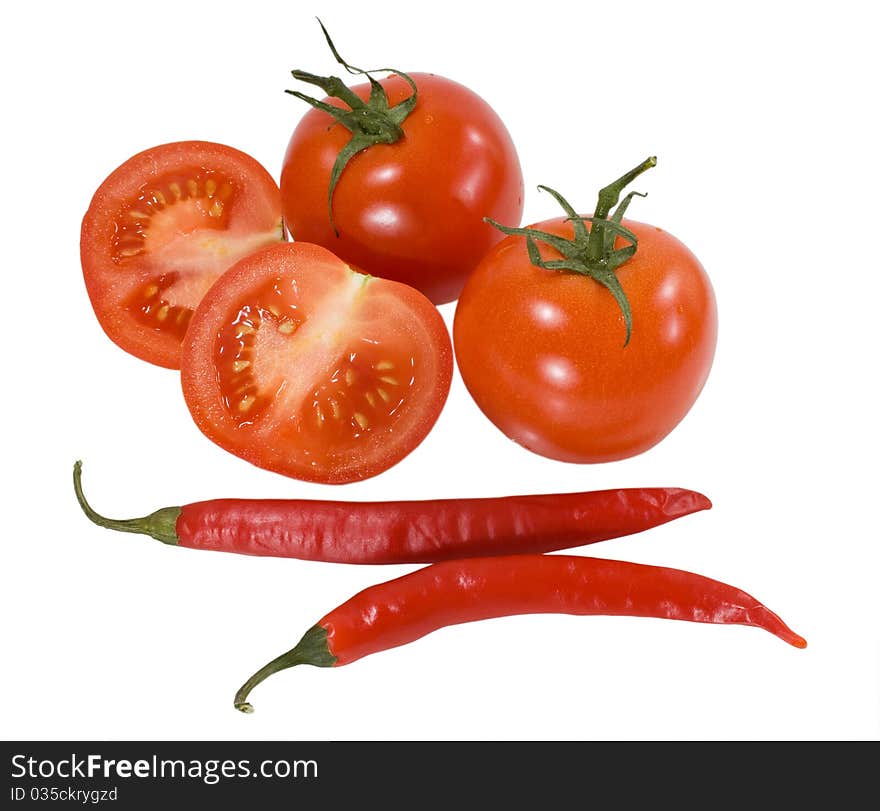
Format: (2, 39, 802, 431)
(768, 617, 807, 649)
(789, 633, 807, 650)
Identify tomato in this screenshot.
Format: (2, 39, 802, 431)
(180, 242, 452, 483)
(280, 72, 523, 305)
(453, 213, 718, 464)
(81, 141, 284, 369)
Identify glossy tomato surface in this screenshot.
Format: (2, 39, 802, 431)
(181, 242, 452, 483)
(280, 73, 523, 305)
(453, 219, 718, 463)
(81, 141, 284, 369)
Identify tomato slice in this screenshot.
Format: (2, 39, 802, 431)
(180, 242, 453, 483)
(81, 141, 284, 369)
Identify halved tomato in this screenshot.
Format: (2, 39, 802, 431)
(81, 141, 284, 369)
(180, 242, 453, 483)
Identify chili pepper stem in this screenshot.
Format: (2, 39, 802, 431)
(234, 625, 336, 714)
(73, 461, 180, 545)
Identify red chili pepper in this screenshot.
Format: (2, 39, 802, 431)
(234, 554, 806, 712)
(73, 461, 711, 564)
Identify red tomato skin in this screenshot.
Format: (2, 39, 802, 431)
(81, 141, 283, 369)
(180, 242, 453, 484)
(453, 219, 718, 463)
(280, 73, 524, 305)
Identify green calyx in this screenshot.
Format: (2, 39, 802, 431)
(287, 19, 418, 235)
(234, 625, 337, 714)
(72, 460, 180, 545)
(486, 156, 658, 346)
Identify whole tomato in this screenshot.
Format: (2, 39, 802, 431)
(279, 24, 523, 305)
(453, 158, 718, 463)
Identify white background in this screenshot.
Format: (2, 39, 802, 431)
(2, 0, 877, 741)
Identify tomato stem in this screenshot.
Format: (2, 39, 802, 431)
(286, 19, 417, 236)
(72, 461, 180, 545)
(234, 625, 336, 713)
(587, 156, 656, 262)
(485, 157, 657, 346)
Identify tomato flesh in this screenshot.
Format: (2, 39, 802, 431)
(453, 219, 717, 463)
(291, 343, 415, 453)
(81, 142, 283, 368)
(182, 242, 452, 483)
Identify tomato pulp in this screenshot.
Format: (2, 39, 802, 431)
(453, 218, 718, 463)
(280, 73, 523, 305)
(180, 242, 453, 483)
(81, 141, 284, 369)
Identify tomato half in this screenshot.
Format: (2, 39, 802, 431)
(180, 242, 452, 483)
(453, 219, 718, 463)
(81, 141, 284, 369)
(280, 73, 523, 305)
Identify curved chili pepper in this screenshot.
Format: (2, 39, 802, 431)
(73, 461, 710, 564)
(234, 554, 806, 712)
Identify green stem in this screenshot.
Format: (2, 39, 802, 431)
(72, 461, 180, 545)
(287, 19, 418, 235)
(234, 626, 337, 714)
(486, 157, 657, 347)
(587, 156, 656, 262)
